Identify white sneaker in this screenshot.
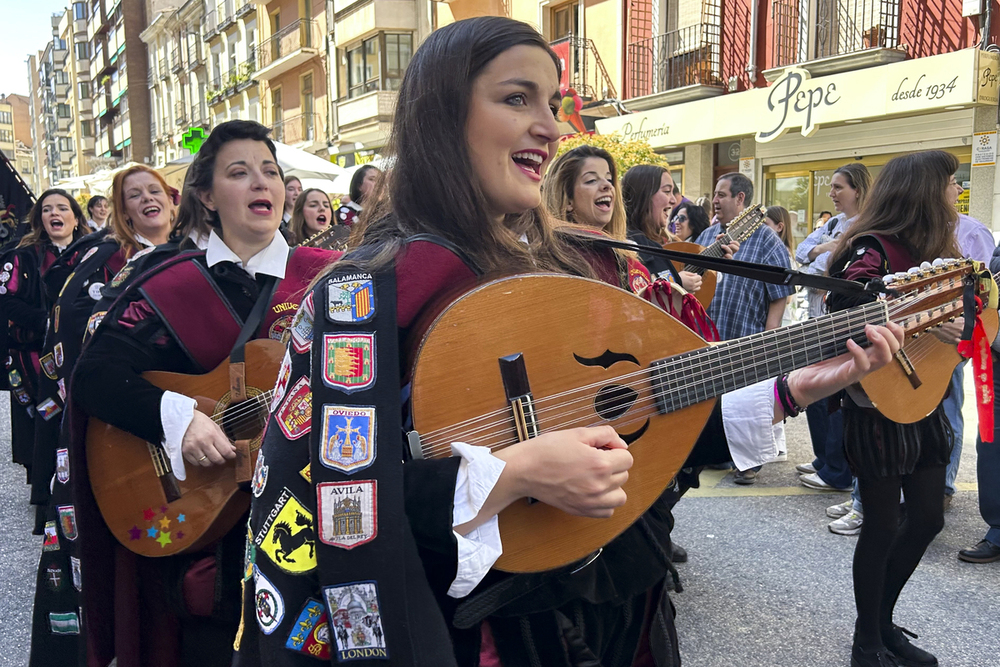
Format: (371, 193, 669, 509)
(800, 472, 852, 492)
(826, 499, 853, 519)
(795, 462, 817, 475)
(828, 510, 863, 535)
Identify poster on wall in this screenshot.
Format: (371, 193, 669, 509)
(739, 158, 755, 182)
(972, 131, 997, 167)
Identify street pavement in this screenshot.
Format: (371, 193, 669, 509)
(1, 373, 998, 666)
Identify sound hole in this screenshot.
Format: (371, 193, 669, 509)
(594, 384, 638, 421)
(215, 387, 268, 445)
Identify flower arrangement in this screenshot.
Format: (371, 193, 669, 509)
(556, 132, 671, 172)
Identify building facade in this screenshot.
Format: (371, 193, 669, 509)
(595, 0, 1000, 233)
(26, 52, 47, 192)
(60, 6, 97, 178)
(201, 0, 263, 134)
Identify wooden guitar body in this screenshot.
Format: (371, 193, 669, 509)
(408, 274, 715, 573)
(87, 339, 285, 557)
(861, 307, 999, 424)
(663, 241, 716, 308)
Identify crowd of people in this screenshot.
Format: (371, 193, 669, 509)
(1, 14, 996, 667)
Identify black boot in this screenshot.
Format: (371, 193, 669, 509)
(882, 626, 938, 667)
(669, 541, 688, 563)
(851, 645, 900, 667)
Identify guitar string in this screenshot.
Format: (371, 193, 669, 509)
(414, 293, 946, 455)
(416, 290, 965, 458)
(416, 303, 889, 457)
(683, 209, 762, 273)
(413, 276, 964, 450)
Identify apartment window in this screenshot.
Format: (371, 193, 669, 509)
(57, 103, 71, 118)
(81, 119, 93, 137)
(228, 38, 238, 73)
(20, 161, 31, 173)
(79, 81, 91, 98)
(0, 111, 11, 124)
(76, 42, 90, 60)
(55, 38, 68, 50)
(384, 34, 412, 91)
(552, 2, 579, 39)
(347, 37, 379, 99)
(74, 2, 88, 19)
(55, 71, 69, 85)
(246, 21, 257, 62)
(0, 130, 12, 143)
(59, 137, 74, 151)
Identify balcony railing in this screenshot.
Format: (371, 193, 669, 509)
(235, 0, 254, 18)
(205, 53, 257, 104)
(772, 0, 901, 68)
(271, 112, 322, 145)
(625, 22, 722, 99)
(191, 101, 206, 126)
(218, 0, 236, 30)
(549, 35, 618, 102)
(150, 118, 157, 139)
(159, 57, 169, 79)
(258, 19, 317, 70)
(175, 100, 187, 126)
(187, 41, 202, 69)
(171, 47, 183, 72)
(202, 11, 218, 40)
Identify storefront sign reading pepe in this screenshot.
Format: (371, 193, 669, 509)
(756, 68, 840, 142)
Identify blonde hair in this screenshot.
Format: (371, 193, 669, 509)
(543, 145, 627, 240)
(288, 188, 332, 245)
(109, 165, 177, 258)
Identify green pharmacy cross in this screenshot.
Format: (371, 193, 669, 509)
(181, 127, 208, 154)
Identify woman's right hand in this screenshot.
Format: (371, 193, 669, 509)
(679, 271, 702, 293)
(495, 426, 633, 518)
(181, 410, 237, 467)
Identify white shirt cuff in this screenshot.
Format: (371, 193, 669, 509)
(720, 379, 781, 471)
(447, 441, 506, 598)
(160, 391, 197, 482)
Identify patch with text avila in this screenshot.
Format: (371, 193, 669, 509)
(322, 333, 375, 393)
(322, 581, 387, 662)
(319, 406, 376, 474)
(327, 274, 375, 324)
(285, 598, 331, 660)
(317, 480, 377, 550)
(277, 376, 312, 440)
(254, 487, 316, 575)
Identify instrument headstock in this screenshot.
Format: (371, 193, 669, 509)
(882, 258, 997, 337)
(724, 205, 767, 244)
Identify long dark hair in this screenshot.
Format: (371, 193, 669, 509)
(830, 150, 961, 270)
(671, 200, 710, 241)
(19, 189, 87, 248)
(622, 164, 670, 243)
(86, 195, 108, 219)
(354, 16, 592, 276)
(288, 188, 332, 245)
(349, 165, 380, 206)
(172, 120, 278, 242)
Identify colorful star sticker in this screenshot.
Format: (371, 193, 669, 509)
(158, 516, 171, 530)
(128, 526, 142, 541)
(156, 531, 172, 548)
(142, 508, 155, 521)
(176, 531, 184, 540)
(177, 514, 186, 523)
(160, 505, 169, 514)
(146, 527, 158, 538)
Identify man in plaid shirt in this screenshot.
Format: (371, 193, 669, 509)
(696, 173, 794, 484)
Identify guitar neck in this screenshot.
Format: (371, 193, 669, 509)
(684, 238, 728, 275)
(683, 207, 763, 275)
(648, 300, 888, 412)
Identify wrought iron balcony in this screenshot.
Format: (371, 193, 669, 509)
(171, 47, 183, 72)
(257, 19, 319, 75)
(549, 35, 618, 103)
(159, 58, 169, 79)
(218, 0, 236, 31)
(188, 41, 202, 69)
(625, 23, 722, 100)
(203, 11, 219, 41)
(772, 0, 901, 69)
(235, 0, 254, 19)
(174, 100, 187, 126)
(271, 112, 322, 145)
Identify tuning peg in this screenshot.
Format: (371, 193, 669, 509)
(883, 275, 895, 284)
(944, 258, 958, 266)
(907, 267, 921, 275)
(920, 261, 932, 271)
(895, 272, 909, 282)
(933, 258, 945, 266)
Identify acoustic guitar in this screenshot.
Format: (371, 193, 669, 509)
(662, 204, 767, 308)
(860, 259, 999, 424)
(87, 339, 284, 557)
(408, 261, 995, 573)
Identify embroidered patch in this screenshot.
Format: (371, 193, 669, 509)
(244, 524, 256, 581)
(45, 564, 63, 591)
(40, 353, 57, 380)
(71, 556, 82, 591)
(57, 378, 67, 401)
(285, 599, 331, 660)
(8, 369, 21, 387)
(270, 351, 293, 413)
(88, 281, 104, 300)
(327, 274, 376, 324)
(317, 480, 377, 550)
(299, 463, 312, 483)
(43, 521, 60, 551)
(319, 406, 376, 474)
(38, 398, 62, 421)
(56, 448, 70, 483)
(277, 377, 311, 440)
(109, 264, 133, 288)
(13, 386, 31, 405)
(254, 488, 316, 574)
(3, 261, 11, 270)
(322, 333, 375, 393)
(252, 451, 269, 498)
(254, 565, 286, 634)
(290, 292, 315, 355)
(323, 581, 387, 661)
(54, 342, 65, 368)
(81, 247, 99, 263)
(57, 505, 78, 541)
(53, 304, 60, 332)
(49, 612, 80, 635)
(131, 246, 155, 261)
(629, 267, 650, 295)
(269, 313, 295, 342)
(86, 311, 106, 337)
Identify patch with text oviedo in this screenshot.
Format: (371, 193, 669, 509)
(319, 405, 376, 474)
(317, 480, 377, 549)
(327, 273, 376, 324)
(277, 376, 312, 440)
(322, 580, 387, 662)
(322, 333, 375, 393)
(254, 487, 316, 575)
